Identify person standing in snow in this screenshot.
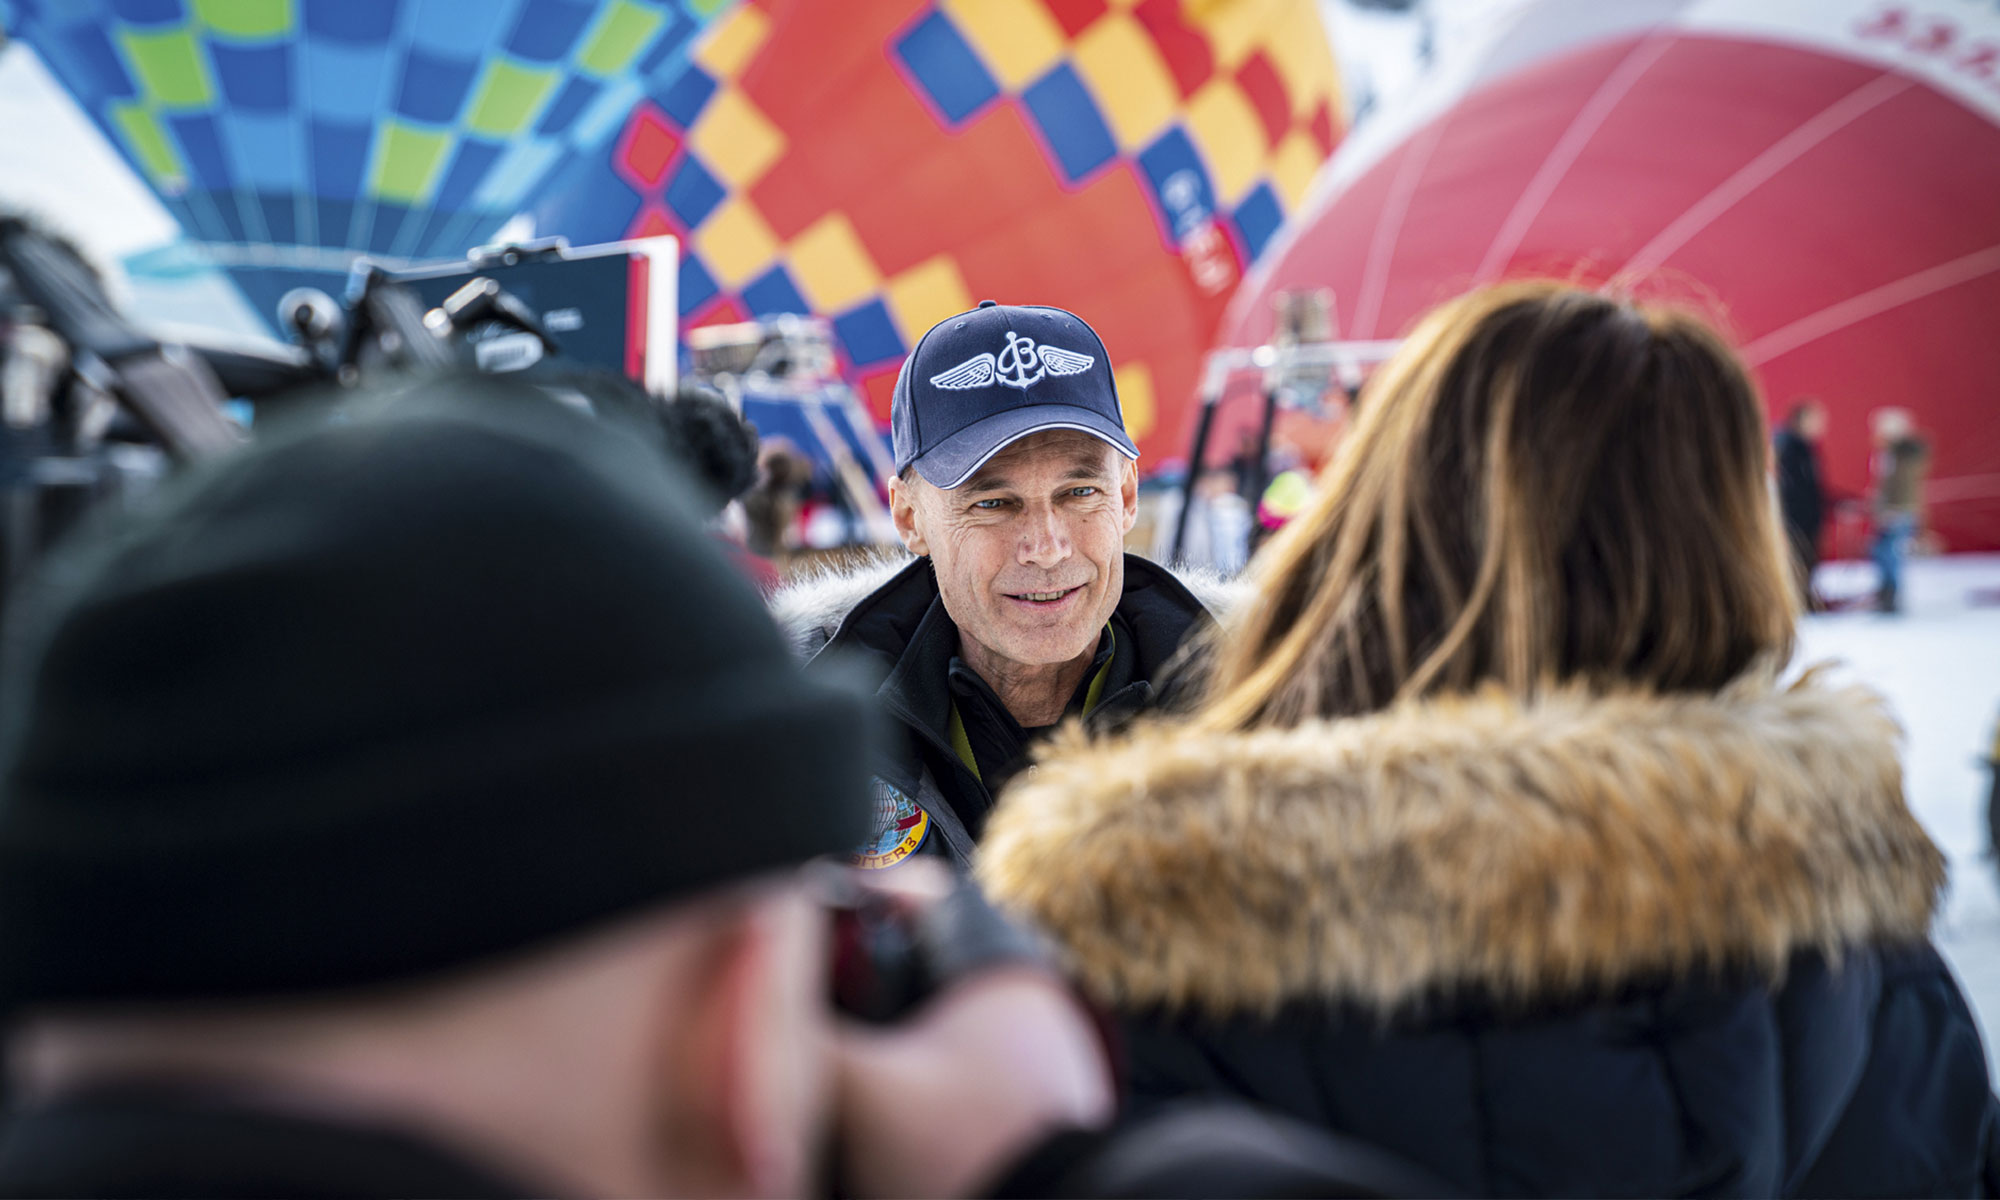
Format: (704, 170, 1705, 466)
(1774, 398, 1828, 609)
(1869, 406, 1930, 614)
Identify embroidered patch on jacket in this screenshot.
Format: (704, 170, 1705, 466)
(854, 778, 930, 869)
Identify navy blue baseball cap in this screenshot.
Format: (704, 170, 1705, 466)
(892, 301, 1139, 488)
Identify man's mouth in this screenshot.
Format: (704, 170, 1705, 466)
(1006, 585, 1084, 605)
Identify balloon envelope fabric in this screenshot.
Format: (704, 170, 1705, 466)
(1224, 0, 2000, 551)
(528, 0, 1344, 461)
(6, 0, 735, 328)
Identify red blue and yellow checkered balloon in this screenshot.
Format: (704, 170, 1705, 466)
(9, 0, 1343, 459)
(530, 0, 1345, 460)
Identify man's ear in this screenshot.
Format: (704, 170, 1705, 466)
(1118, 457, 1139, 536)
(660, 894, 828, 1198)
(888, 474, 931, 557)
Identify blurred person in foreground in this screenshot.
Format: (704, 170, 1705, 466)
(772, 302, 1221, 872)
(978, 282, 1999, 1196)
(1869, 405, 1930, 614)
(0, 377, 1409, 1199)
(1774, 398, 1828, 610)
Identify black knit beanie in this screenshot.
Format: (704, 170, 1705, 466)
(0, 377, 871, 1007)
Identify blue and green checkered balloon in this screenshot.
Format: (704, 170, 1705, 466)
(5, 0, 735, 327)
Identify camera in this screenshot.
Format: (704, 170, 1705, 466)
(0, 221, 680, 634)
(820, 865, 1056, 1024)
(0, 214, 248, 624)
(335, 236, 678, 390)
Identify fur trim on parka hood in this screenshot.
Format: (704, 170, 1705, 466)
(768, 551, 911, 659)
(975, 672, 1946, 1019)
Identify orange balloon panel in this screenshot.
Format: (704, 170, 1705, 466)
(532, 0, 1344, 464)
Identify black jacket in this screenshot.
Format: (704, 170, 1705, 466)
(0, 1088, 1452, 1200)
(1774, 429, 1825, 551)
(0, 1089, 531, 1199)
(980, 675, 1999, 1196)
(781, 554, 1214, 869)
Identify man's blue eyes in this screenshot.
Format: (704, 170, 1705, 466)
(968, 487, 1097, 511)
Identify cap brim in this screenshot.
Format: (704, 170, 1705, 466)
(912, 405, 1139, 489)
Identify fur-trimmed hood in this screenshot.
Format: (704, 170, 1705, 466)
(975, 672, 1946, 1019)
(769, 551, 913, 659)
(769, 551, 1247, 660)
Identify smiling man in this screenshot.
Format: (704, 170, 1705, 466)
(779, 302, 1216, 870)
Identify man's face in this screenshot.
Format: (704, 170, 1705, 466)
(890, 431, 1138, 671)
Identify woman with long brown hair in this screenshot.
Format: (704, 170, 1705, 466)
(978, 282, 1995, 1196)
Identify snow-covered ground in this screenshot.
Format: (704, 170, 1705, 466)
(1799, 554, 2000, 1077)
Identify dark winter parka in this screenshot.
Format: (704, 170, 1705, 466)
(978, 672, 1998, 1197)
(0, 1088, 1454, 1199)
(0, 1089, 536, 1198)
(1773, 428, 1825, 560)
(773, 553, 1224, 870)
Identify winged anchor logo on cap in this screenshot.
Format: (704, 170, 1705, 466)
(930, 330, 1096, 391)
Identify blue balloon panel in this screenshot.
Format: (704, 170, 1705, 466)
(10, 0, 737, 331)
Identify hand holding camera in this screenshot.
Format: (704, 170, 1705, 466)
(823, 861, 1117, 1198)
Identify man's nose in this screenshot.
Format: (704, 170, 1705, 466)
(1017, 505, 1071, 568)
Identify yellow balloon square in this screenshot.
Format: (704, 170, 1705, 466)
(1259, 2, 1340, 118)
(693, 4, 772, 81)
(1271, 129, 1324, 211)
(941, 0, 1067, 91)
(787, 213, 883, 314)
(1181, 0, 1276, 71)
(689, 88, 787, 189)
(1183, 79, 1265, 206)
(1113, 361, 1156, 441)
(693, 197, 781, 289)
(1070, 13, 1179, 152)
(884, 255, 975, 346)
